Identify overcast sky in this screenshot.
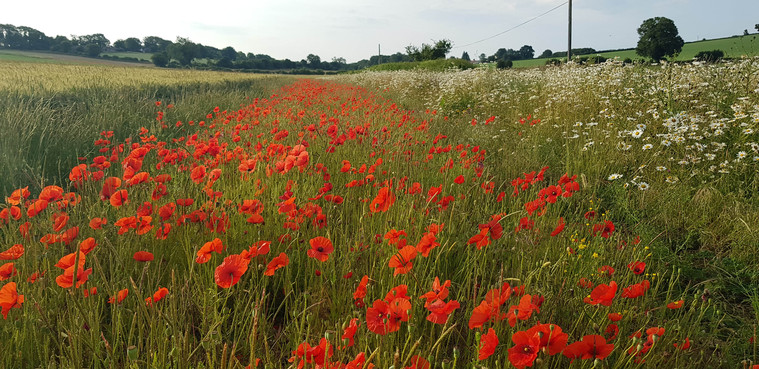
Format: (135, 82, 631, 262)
(3, 0, 758, 62)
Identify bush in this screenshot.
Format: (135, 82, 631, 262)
(623, 58, 633, 64)
(587, 55, 607, 64)
(151, 52, 170, 67)
(545, 58, 562, 66)
(694, 49, 725, 63)
(496, 59, 513, 69)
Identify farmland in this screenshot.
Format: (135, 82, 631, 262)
(0, 56, 758, 368)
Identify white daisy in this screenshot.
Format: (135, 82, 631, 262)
(608, 173, 623, 181)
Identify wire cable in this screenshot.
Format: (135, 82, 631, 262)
(453, 1, 568, 49)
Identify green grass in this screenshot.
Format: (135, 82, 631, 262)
(512, 33, 759, 68)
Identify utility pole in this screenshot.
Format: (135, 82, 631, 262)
(378, 44, 382, 65)
(567, 0, 572, 63)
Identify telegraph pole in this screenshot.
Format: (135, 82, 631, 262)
(567, 0, 572, 63)
(378, 44, 382, 65)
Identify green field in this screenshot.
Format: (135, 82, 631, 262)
(513, 33, 759, 68)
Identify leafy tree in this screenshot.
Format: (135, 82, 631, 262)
(113, 39, 127, 51)
(50, 35, 71, 53)
(306, 54, 321, 68)
(143, 36, 172, 53)
(74, 34, 110, 49)
(331, 56, 346, 64)
(479, 53, 487, 63)
(124, 37, 142, 52)
(461, 51, 470, 61)
(755, 24, 759, 32)
(518, 45, 534, 59)
(167, 37, 201, 66)
(405, 39, 452, 61)
(84, 43, 102, 57)
(221, 46, 237, 60)
(151, 52, 170, 67)
(744, 29, 750, 36)
(539, 49, 552, 58)
(635, 17, 684, 61)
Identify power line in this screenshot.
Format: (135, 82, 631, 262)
(453, 1, 569, 49)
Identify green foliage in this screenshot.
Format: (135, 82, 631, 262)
(405, 39, 452, 61)
(636, 17, 685, 61)
(367, 58, 473, 71)
(539, 49, 553, 58)
(167, 37, 201, 66)
(460, 51, 470, 61)
(151, 52, 170, 67)
(142, 36, 172, 53)
(695, 49, 725, 62)
(84, 43, 102, 58)
(496, 59, 512, 69)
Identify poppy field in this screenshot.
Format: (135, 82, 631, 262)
(1, 59, 758, 368)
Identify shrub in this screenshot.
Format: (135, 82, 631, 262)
(695, 49, 725, 63)
(496, 59, 513, 69)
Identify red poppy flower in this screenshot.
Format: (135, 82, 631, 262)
(478, 328, 499, 360)
(388, 246, 417, 276)
(0, 244, 23, 261)
(133, 251, 154, 262)
(341, 318, 360, 347)
(425, 299, 460, 324)
(415, 232, 439, 257)
(215, 254, 250, 288)
(108, 289, 129, 304)
(0, 282, 24, 319)
(353, 275, 369, 301)
(608, 312, 623, 321)
(507, 330, 541, 369)
(585, 281, 617, 306)
(627, 261, 646, 275)
(0, 263, 17, 281)
(550, 217, 565, 237)
(592, 220, 615, 238)
(507, 294, 540, 327)
(667, 299, 684, 309)
(264, 253, 289, 276)
(307, 236, 333, 262)
(369, 186, 395, 213)
(404, 355, 429, 369)
(196, 238, 224, 264)
(673, 337, 690, 350)
(109, 190, 128, 207)
(562, 335, 614, 362)
(526, 323, 568, 355)
(621, 280, 650, 299)
(89, 217, 107, 230)
(419, 277, 451, 307)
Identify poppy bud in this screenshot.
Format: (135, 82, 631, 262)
(453, 347, 460, 359)
(593, 358, 601, 367)
(325, 331, 333, 340)
(127, 346, 138, 361)
(535, 358, 543, 365)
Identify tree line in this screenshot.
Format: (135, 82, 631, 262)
(0, 24, 413, 71)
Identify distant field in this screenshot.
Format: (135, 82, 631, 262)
(513, 33, 759, 68)
(0, 50, 153, 67)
